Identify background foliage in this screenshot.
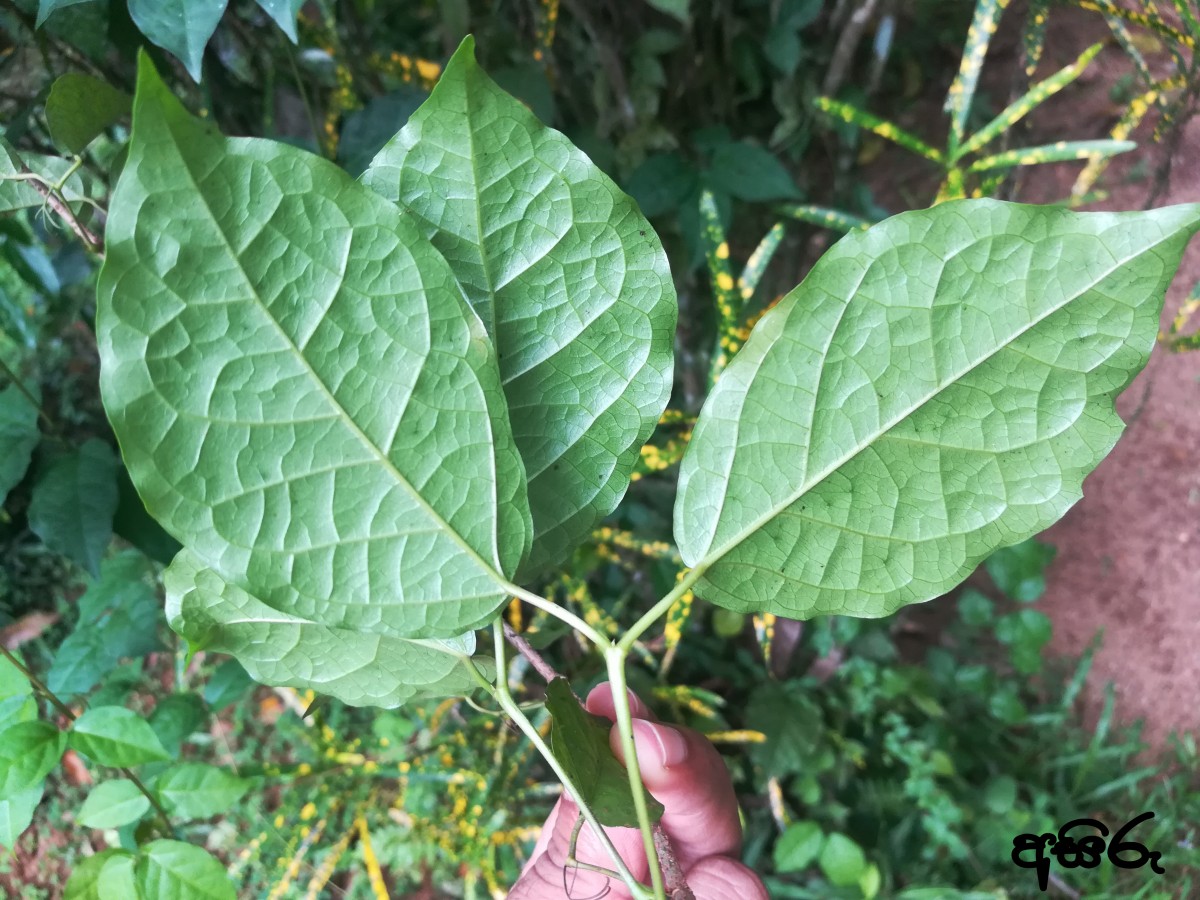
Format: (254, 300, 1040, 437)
(1, 0, 1198, 897)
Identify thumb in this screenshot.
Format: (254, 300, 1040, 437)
(685, 857, 770, 900)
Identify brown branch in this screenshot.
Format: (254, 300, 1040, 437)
(502, 620, 561, 684)
(654, 826, 695, 899)
(23, 167, 104, 254)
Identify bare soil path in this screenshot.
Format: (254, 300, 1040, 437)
(1016, 15, 1200, 749)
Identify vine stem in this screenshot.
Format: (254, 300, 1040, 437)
(0, 645, 176, 835)
(463, 622, 651, 899)
(606, 647, 667, 899)
(506, 582, 612, 650)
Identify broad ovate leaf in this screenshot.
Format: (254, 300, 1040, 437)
(363, 36, 676, 576)
(98, 53, 531, 646)
(164, 551, 487, 708)
(134, 840, 235, 900)
(675, 200, 1200, 619)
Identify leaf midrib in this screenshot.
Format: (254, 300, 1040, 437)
(696, 226, 1181, 572)
(159, 121, 509, 596)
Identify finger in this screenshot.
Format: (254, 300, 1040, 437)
(585, 682, 657, 722)
(684, 856, 769, 900)
(607, 717, 743, 869)
(509, 794, 650, 899)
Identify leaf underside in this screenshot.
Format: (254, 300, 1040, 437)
(675, 199, 1200, 619)
(363, 36, 676, 577)
(165, 551, 483, 708)
(99, 54, 532, 654)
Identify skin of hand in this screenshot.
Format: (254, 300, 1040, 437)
(509, 683, 768, 900)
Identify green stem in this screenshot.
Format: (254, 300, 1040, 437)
(605, 647, 667, 899)
(0, 357, 52, 431)
(618, 564, 707, 654)
(506, 583, 612, 651)
(466, 624, 651, 898)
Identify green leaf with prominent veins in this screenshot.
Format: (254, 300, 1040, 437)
(675, 199, 1200, 619)
(165, 551, 487, 708)
(363, 36, 676, 576)
(98, 53, 531, 645)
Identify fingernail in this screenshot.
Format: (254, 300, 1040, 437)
(632, 719, 690, 768)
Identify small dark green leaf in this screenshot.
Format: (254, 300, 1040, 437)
(48, 552, 162, 697)
(0, 721, 66, 800)
(774, 820, 824, 872)
(705, 140, 800, 201)
(0, 783, 42, 849)
(746, 681, 821, 778)
(985, 539, 1056, 601)
(135, 840, 235, 900)
(155, 763, 250, 820)
(545, 678, 665, 828)
(645, 0, 689, 23)
(956, 589, 994, 627)
(45, 73, 132, 154)
(69, 707, 170, 767)
(0, 384, 40, 504)
(202, 659, 254, 711)
(984, 775, 1017, 814)
(36, 0, 98, 27)
(818, 833, 868, 887)
(113, 466, 182, 565)
(336, 88, 426, 178)
(149, 695, 208, 758)
(254, 0, 304, 42)
(626, 152, 698, 218)
(77, 779, 151, 829)
(995, 609, 1053, 674)
(127, 0, 230, 82)
(27, 438, 119, 577)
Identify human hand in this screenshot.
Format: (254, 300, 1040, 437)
(509, 683, 768, 899)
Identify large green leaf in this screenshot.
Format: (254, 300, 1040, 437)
(363, 37, 676, 576)
(154, 762, 250, 820)
(164, 551, 486, 708)
(69, 706, 171, 767)
(127, 0, 229, 82)
(98, 53, 531, 644)
(27, 438, 119, 577)
(134, 840, 235, 900)
(675, 200, 1200, 619)
(65, 850, 130, 900)
(77, 778, 151, 829)
(0, 383, 40, 504)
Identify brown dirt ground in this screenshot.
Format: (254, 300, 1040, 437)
(1003, 12, 1200, 750)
